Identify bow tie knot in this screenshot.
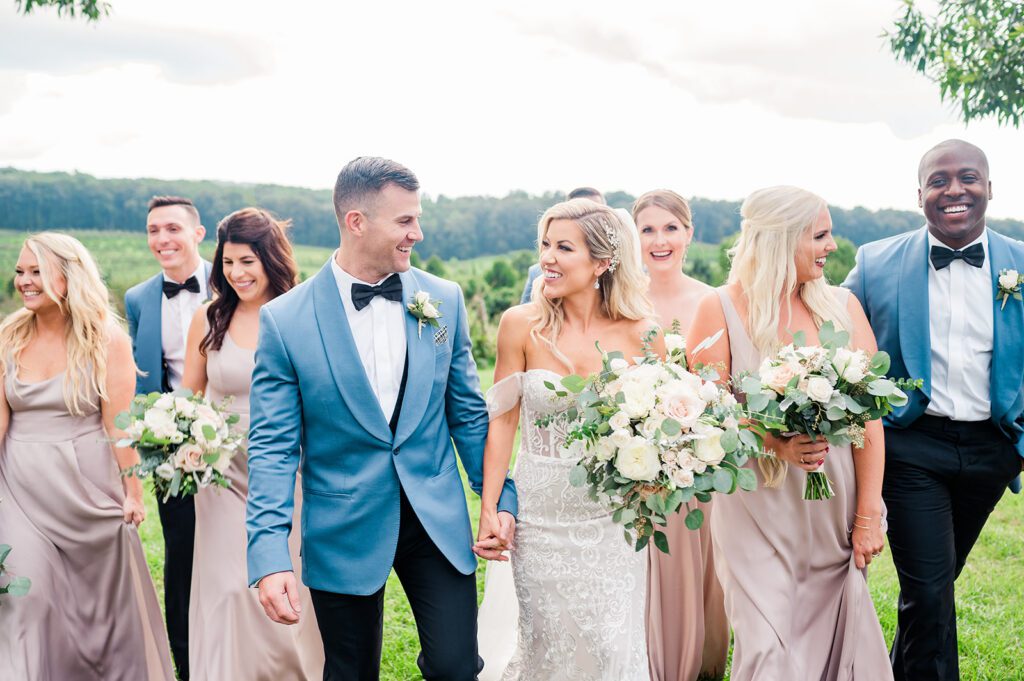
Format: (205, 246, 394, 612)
(163, 275, 201, 299)
(351, 275, 403, 311)
(929, 243, 985, 270)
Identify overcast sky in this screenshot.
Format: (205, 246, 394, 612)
(1, 0, 1022, 218)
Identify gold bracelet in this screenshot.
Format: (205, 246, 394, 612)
(853, 522, 872, 530)
(854, 513, 874, 521)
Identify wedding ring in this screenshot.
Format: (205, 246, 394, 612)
(872, 552, 881, 557)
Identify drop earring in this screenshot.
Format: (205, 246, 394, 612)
(594, 278, 600, 290)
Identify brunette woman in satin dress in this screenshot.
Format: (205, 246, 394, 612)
(0, 232, 174, 681)
(182, 208, 323, 680)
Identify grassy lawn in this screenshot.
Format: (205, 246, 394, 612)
(138, 362, 1024, 680)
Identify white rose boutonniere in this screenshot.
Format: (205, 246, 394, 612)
(408, 290, 443, 337)
(996, 268, 1024, 310)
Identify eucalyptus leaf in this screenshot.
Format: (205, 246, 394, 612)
(619, 508, 637, 525)
(6, 575, 31, 597)
(0, 544, 10, 565)
(569, 464, 588, 487)
(653, 530, 670, 554)
(720, 429, 740, 453)
(684, 507, 705, 530)
(747, 392, 771, 412)
(561, 375, 587, 394)
(867, 379, 897, 397)
(869, 351, 891, 376)
(736, 467, 758, 491)
(661, 418, 681, 436)
(114, 412, 131, 430)
(712, 468, 735, 494)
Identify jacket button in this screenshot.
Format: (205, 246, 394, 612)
(393, 447, 400, 456)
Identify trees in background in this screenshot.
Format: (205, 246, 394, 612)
(15, 0, 108, 20)
(888, 0, 1024, 126)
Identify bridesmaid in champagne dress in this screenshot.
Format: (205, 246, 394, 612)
(634, 190, 730, 681)
(688, 187, 893, 680)
(0, 233, 174, 681)
(182, 208, 323, 680)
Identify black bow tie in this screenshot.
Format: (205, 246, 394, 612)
(351, 275, 403, 311)
(163, 275, 201, 298)
(930, 243, 985, 270)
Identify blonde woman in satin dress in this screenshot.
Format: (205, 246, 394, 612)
(634, 190, 730, 681)
(688, 186, 893, 680)
(475, 199, 661, 681)
(0, 233, 174, 681)
(182, 208, 323, 680)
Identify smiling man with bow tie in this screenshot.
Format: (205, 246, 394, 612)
(246, 156, 517, 680)
(844, 139, 1024, 681)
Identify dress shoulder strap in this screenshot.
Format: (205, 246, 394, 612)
(485, 372, 524, 421)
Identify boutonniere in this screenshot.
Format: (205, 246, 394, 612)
(408, 290, 442, 337)
(996, 268, 1024, 310)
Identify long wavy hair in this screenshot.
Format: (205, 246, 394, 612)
(528, 199, 654, 371)
(200, 208, 299, 355)
(0, 232, 119, 415)
(728, 186, 852, 487)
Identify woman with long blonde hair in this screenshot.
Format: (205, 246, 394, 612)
(688, 187, 892, 680)
(475, 199, 661, 680)
(0, 233, 174, 680)
(633, 189, 729, 681)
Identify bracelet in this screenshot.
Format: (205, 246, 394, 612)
(854, 513, 874, 521)
(853, 522, 872, 530)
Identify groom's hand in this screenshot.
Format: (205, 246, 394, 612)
(258, 570, 302, 625)
(474, 510, 516, 561)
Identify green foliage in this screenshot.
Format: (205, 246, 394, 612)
(15, 0, 109, 20)
(484, 258, 518, 289)
(424, 254, 447, 277)
(887, 0, 1024, 127)
(409, 251, 423, 268)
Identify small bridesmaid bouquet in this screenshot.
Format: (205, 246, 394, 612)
(540, 327, 765, 554)
(115, 391, 243, 501)
(739, 322, 921, 500)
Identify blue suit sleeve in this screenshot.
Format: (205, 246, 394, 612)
(842, 247, 868, 320)
(445, 286, 518, 517)
(125, 291, 138, 345)
(246, 307, 302, 585)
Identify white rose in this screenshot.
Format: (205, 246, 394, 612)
(721, 392, 738, 407)
(669, 466, 695, 488)
(415, 290, 431, 305)
(762, 363, 798, 394)
(614, 436, 662, 481)
(658, 388, 706, 431)
(664, 333, 685, 354)
(191, 419, 222, 447)
(421, 301, 440, 319)
(593, 438, 617, 462)
(608, 357, 629, 375)
(210, 450, 233, 474)
(999, 269, 1019, 290)
(174, 397, 196, 419)
(608, 411, 631, 431)
(620, 380, 657, 419)
(195, 404, 219, 424)
(640, 414, 665, 439)
(698, 380, 720, 403)
(609, 428, 633, 448)
(143, 408, 178, 439)
(125, 420, 146, 440)
(805, 376, 834, 403)
(154, 394, 174, 411)
(693, 428, 726, 466)
(173, 443, 206, 473)
(155, 462, 175, 480)
(678, 452, 706, 474)
(723, 415, 739, 430)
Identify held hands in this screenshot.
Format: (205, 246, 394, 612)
(258, 570, 302, 625)
(764, 432, 830, 472)
(851, 513, 885, 569)
(473, 509, 516, 561)
(122, 495, 145, 526)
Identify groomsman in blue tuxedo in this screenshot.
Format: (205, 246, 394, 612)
(844, 140, 1024, 681)
(246, 157, 517, 680)
(125, 196, 212, 681)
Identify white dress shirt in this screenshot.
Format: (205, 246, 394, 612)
(161, 261, 207, 391)
(331, 255, 407, 423)
(925, 229, 993, 421)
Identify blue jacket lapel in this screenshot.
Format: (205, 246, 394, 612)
(311, 262, 393, 444)
(394, 270, 434, 448)
(987, 231, 1024, 422)
(898, 228, 932, 398)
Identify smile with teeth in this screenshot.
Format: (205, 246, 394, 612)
(158, 249, 179, 256)
(397, 246, 412, 253)
(544, 270, 562, 279)
(815, 257, 827, 267)
(650, 251, 673, 259)
(21, 290, 41, 297)
(941, 204, 970, 214)
(233, 281, 255, 289)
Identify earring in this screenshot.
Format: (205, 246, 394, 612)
(594, 279, 600, 290)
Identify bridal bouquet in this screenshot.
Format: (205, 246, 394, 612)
(116, 391, 243, 501)
(738, 322, 921, 500)
(541, 328, 764, 554)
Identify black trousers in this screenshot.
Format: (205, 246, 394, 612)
(883, 416, 1020, 681)
(157, 492, 195, 680)
(309, 491, 479, 681)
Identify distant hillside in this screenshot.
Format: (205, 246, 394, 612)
(2, 167, 1021, 259)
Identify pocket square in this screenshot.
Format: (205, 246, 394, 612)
(433, 325, 448, 346)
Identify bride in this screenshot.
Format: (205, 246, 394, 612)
(475, 198, 661, 680)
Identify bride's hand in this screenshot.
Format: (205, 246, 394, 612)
(474, 508, 515, 561)
(763, 433, 830, 472)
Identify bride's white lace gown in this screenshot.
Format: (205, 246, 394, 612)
(480, 370, 648, 681)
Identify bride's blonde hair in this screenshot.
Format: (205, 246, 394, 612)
(728, 186, 852, 486)
(529, 199, 654, 372)
(0, 232, 120, 415)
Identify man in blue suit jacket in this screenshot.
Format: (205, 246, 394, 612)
(125, 196, 211, 681)
(844, 140, 1023, 681)
(247, 157, 517, 680)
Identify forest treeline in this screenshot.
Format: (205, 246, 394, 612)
(2, 167, 1022, 258)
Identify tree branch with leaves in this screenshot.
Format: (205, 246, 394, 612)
(14, 0, 110, 21)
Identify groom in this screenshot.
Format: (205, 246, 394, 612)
(844, 139, 1024, 680)
(246, 156, 518, 680)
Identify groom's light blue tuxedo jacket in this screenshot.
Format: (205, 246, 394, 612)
(843, 227, 1024, 492)
(124, 261, 213, 395)
(245, 262, 518, 595)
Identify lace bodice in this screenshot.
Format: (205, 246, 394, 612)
(486, 370, 578, 460)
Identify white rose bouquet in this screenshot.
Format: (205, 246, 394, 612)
(739, 322, 922, 500)
(540, 328, 764, 554)
(116, 390, 243, 501)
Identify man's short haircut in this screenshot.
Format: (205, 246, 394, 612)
(917, 139, 989, 186)
(333, 157, 420, 220)
(567, 186, 606, 204)
(147, 195, 200, 223)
